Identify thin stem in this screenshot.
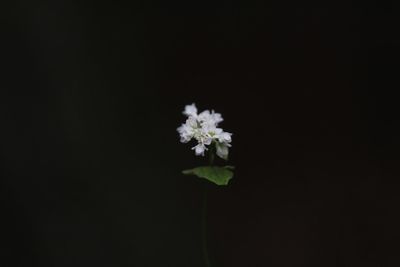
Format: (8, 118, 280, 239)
(209, 144, 215, 166)
(202, 186, 211, 267)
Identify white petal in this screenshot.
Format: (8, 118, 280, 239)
(177, 123, 194, 143)
(218, 132, 232, 143)
(177, 124, 185, 134)
(203, 137, 212, 145)
(216, 143, 229, 160)
(180, 135, 191, 143)
(186, 116, 198, 128)
(198, 110, 211, 122)
(211, 110, 223, 124)
(202, 120, 215, 129)
(183, 103, 198, 117)
(192, 144, 206, 156)
(213, 128, 223, 135)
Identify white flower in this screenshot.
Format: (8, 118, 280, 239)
(192, 143, 207, 156)
(210, 110, 224, 124)
(177, 103, 232, 159)
(177, 124, 192, 143)
(217, 131, 232, 143)
(198, 110, 223, 125)
(183, 103, 198, 117)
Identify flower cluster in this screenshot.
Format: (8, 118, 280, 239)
(177, 103, 232, 159)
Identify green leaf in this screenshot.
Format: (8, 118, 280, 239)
(182, 166, 234, 186)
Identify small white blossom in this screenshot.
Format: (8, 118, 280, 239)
(192, 143, 207, 156)
(177, 103, 232, 159)
(217, 132, 232, 143)
(183, 103, 198, 117)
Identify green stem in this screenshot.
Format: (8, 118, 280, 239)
(203, 143, 215, 266)
(202, 186, 211, 267)
(209, 144, 215, 166)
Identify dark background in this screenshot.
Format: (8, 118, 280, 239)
(2, 1, 400, 266)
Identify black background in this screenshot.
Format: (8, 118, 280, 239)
(2, 1, 400, 266)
